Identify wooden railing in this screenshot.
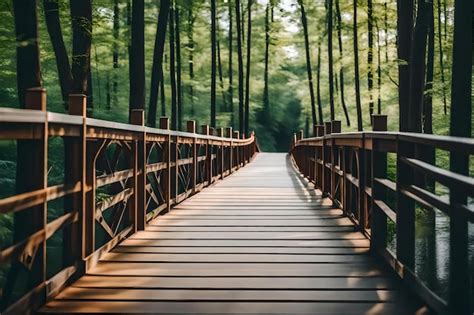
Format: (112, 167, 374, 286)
(290, 115, 473, 315)
(0, 88, 258, 314)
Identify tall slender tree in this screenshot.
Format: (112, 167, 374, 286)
(235, 0, 244, 133)
(228, 0, 235, 128)
(169, 0, 178, 130)
(244, 0, 253, 136)
(129, 0, 145, 116)
(353, 0, 363, 131)
(335, 0, 350, 126)
(448, 0, 472, 311)
(375, 21, 382, 114)
(113, 0, 120, 108)
(262, 2, 271, 125)
(407, 0, 431, 133)
(367, 0, 374, 120)
(70, 0, 93, 109)
(397, 0, 414, 131)
(316, 42, 323, 124)
(148, 0, 171, 127)
(175, 5, 183, 130)
(327, 0, 335, 120)
(298, 0, 317, 131)
(436, 0, 448, 114)
(217, 38, 228, 111)
(43, 0, 73, 106)
(187, 3, 195, 116)
(211, 0, 217, 127)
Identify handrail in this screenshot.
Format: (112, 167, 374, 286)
(290, 115, 473, 315)
(0, 89, 258, 314)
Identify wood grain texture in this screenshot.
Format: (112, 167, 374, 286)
(40, 153, 425, 314)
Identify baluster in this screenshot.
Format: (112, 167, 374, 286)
(370, 115, 388, 253)
(187, 121, 197, 194)
(226, 127, 233, 174)
(218, 128, 225, 178)
(160, 117, 171, 213)
(65, 94, 86, 273)
(396, 139, 415, 269)
(201, 125, 212, 186)
(131, 109, 145, 231)
(449, 150, 470, 314)
(233, 131, 240, 170)
(13, 88, 48, 295)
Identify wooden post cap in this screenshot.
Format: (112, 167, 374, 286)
(331, 120, 341, 133)
(225, 127, 233, 138)
(316, 125, 325, 137)
(130, 109, 145, 126)
(25, 87, 47, 111)
(69, 94, 87, 116)
(372, 115, 388, 131)
(201, 125, 210, 135)
(297, 130, 304, 140)
(186, 120, 196, 133)
(159, 117, 169, 130)
(324, 122, 332, 135)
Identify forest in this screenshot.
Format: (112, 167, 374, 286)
(0, 0, 469, 152)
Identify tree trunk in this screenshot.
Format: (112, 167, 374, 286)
(424, 7, 434, 135)
(244, 0, 253, 136)
(353, 0, 363, 131)
(316, 43, 323, 125)
(407, 0, 431, 133)
(43, 0, 73, 107)
(436, 0, 447, 114)
(262, 2, 271, 125)
(397, 0, 414, 131)
(228, 0, 235, 128)
(113, 0, 119, 108)
(217, 38, 228, 112)
(367, 0, 374, 120)
(384, 1, 389, 62)
(211, 0, 217, 127)
(175, 5, 183, 130)
(169, 1, 178, 130)
(148, 0, 171, 127)
(70, 0, 93, 108)
(235, 0, 245, 133)
(376, 22, 382, 114)
(129, 0, 145, 116)
(160, 65, 166, 116)
(187, 5, 195, 117)
(335, 0, 350, 126)
(448, 0, 472, 311)
(327, 0, 335, 121)
(298, 0, 317, 131)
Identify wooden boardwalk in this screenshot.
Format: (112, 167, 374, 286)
(41, 153, 426, 314)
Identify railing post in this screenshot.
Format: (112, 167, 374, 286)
(64, 94, 86, 275)
(331, 121, 341, 202)
(160, 117, 171, 213)
(315, 125, 325, 190)
(322, 123, 331, 197)
(371, 115, 388, 253)
(131, 109, 146, 231)
(187, 121, 197, 193)
(233, 131, 240, 169)
(218, 128, 225, 178)
(201, 125, 212, 186)
(12, 88, 48, 298)
(396, 139, 415, 269)
(226, 127, 233, 173)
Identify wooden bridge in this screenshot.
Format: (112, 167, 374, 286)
(0, 90, 473, 314)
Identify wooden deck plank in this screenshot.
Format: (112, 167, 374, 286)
(41, 153, 424, 314)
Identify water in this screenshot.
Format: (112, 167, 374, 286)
(414, 208, 474, 304)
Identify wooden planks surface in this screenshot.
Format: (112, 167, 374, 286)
(41, 153, 426, 314)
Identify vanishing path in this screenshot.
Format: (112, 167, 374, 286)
(41, 153, 423, 314)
